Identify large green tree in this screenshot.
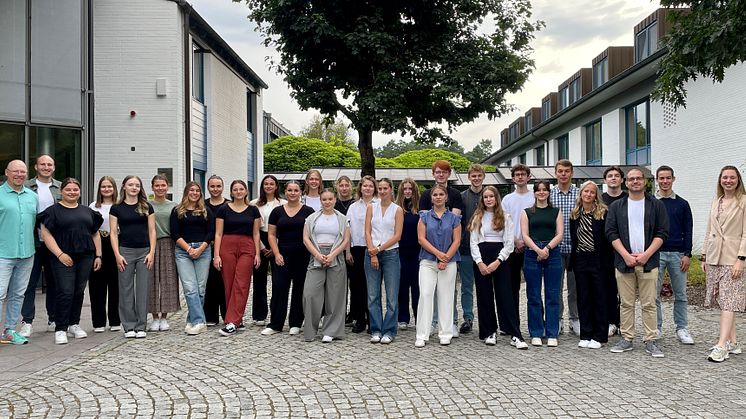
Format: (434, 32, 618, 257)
(375, 138, 465, 159)
(300, 114, 355, 147)
(653, 2, 746, 107)
(242, 0, 541, 177)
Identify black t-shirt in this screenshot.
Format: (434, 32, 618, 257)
(170, 207, 215, 244)
(268, 205, 315, 252)
(334, 198, 354, 215)
(110, 202, 154, 248)
(602, 191, 628, 207)
(419, 186, 465, 213)
(39, 204, 103, 254)
(216, 204, 260, 236)
(205, 198, 230, 215)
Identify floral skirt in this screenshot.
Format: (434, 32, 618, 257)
(705, 264, 746, 312)
(149, 237, 180, 313)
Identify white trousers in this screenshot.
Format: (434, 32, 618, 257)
(416, 259, 457, 341)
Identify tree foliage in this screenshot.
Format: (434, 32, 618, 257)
(464, 139, 494, 162)
(299, 114, 355, 147)
(241, 0, 541, 176)
(653, 2, 746, 107)
(375, 139, 464, 159)
(392, 149, 473, 172)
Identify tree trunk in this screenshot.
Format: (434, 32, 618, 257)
(357, 128, 376, 178)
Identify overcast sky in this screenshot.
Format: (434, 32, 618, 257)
(188, 0, 661, 150)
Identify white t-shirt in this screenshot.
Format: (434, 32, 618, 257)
(249, 198, 287, 232)
(313, 213, 340, 244)
(303, 195, 321, 212)
(502, 190, 535, 240)
(627, 198, 645, 254)
(89, 202, 112, 233)
(36, 180, 55, 212)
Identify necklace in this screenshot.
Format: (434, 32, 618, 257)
(337, 198, 353, 213)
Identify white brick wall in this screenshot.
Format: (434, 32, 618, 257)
(601, 109, 623, 165)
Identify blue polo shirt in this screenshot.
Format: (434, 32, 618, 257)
(0, 182, 38, 259)
(418, 209, 462, 263)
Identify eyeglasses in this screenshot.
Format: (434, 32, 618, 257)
(513, 173, 528, 178)
(8, 170, 27, 175)
(434, 171, 450, 176)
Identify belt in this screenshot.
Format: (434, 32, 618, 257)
(99, 230, 110, 237)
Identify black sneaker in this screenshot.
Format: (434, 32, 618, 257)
(237, 323, 246, 331)
(351, 322, 366, 334)
(219, 323, 237, 336)
(345, 313, 354, 327)
(459, 319, 473, 334)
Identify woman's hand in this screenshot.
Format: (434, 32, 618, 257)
(437, 251, 450, 263)
(732, 260, 743, 278)
(536, 247, 549, 260)
(477, 262, 490, 276)
(93, 257, 102, 271)
(213, 255, 222, 271)
(488, 260, 501, 273)
(275, 254, 285, 266)
(437, 261, 448, 271)
(144, 252, 155, 270)
(58, 253, 73, 268)
(254, 254, 261, 268)
(345, 251, 354, 265)
(116, 255, 127, 272)
(368, 246, 379, 257)
(370, 255, 379, 270)
(261, 248, 273, 258)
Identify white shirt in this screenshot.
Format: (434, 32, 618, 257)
(89, 202, 112, 233)
(628, 198, 645, 254)
(369, 201, 400, 250)
(347, 199, 375, 247)
(36, 180, 55, 212)
(313, 213, 340, 244)
(250, 198, 287, 232)
(502, 190, 535, 241)
(303, 195, 321, 212)
(470, 212, 514, 264)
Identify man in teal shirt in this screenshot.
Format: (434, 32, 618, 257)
(0, 160, 38, 345)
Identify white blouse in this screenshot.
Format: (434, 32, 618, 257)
(347, 198, 377, 247)
(470, 212, 515, 264)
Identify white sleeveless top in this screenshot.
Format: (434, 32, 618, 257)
(370, 201, 400, 250)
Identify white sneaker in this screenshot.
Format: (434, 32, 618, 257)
(485, 333, 497, 346)
(587, 340, 602, 349)
(322, 335, 334, 343)
(67, 325, 88, 339)
(188, 323, 206, 335)
(380, 335, 393, 344)
(261, 327, 279, 335)
(452, 324, 459, 338)
(159, 319, 170, 331)
(19, 322, 32, 337)
(370, 334, 382, 343)
(570, 320, 580, 336)
(288, 327, 301, 335)
(511, 337, 528, 350)
(547, 338, 558, 347)
(439, 336, 451, 345)
(531, 337, 543, 346)
(47, 321, 56, 332)
(124, 330, 136, 338)
(135, 331, 147, 339)
(608, 324, 618, 337)
(54, 331, 68, 344)
(398, 322, 408, 330)
(254, 320, 266, 327)
(415, 339, 426, 348)
(578, 339, 590, 348)
(93, 327, 106, 333)
(149, 319, 161, 332)
(676, 329, 694, 345)
(109, 325, 122, 332)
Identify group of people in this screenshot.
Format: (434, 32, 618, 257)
(1, 156, 744, 363)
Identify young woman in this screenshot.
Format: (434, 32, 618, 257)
(301, 169, 323, 211)
(346, 176, 378, 333)
(395, 178, 421, 329)
(568, 181, 609, 349)
(170, 182, 214, 335)
(333, 175, 355, 326)
(213, 180, 261, 336)
(302, 189, 351, 342)
(469, 186, 527, 349)
(415, 185, 461, 347)
(262, 181, 315, 336)
(148, 175, 179, 331)
(520, 180, 564, 347)
(110, 175, 156, 338)
(40, 178, 103, 344)
(703, 166, 746, 362)
(89, 176, 121, 332)
(204, 175, 229, 326)
(364, 178, 404, 344)
(249, 175, 286, 326)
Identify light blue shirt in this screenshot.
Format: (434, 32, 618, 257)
(0, 182, 38, 259)
(418, 209, 462, 263)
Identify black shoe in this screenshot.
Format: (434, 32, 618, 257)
(219, 323, 237, 336)
(351, 322, 366, 333)
(237, 323, 246, 331)
(345, 313, 354, 327)
(459, 319, 473, 334)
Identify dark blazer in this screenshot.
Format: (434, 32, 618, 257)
(605, 193, 669, 273)
(568, 211, 613, 272)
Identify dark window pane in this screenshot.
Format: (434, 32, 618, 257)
(0, 123, 24, 183)
(29, 126, 81, 181)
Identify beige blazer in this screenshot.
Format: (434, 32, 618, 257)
(703, 195, 746, 265)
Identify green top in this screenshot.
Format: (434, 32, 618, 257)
(150, 199, 176, 239)
(0, 182, 38, 258)
(525, 206, 559, 242)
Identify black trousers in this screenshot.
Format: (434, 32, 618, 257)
(267, 248, 310, 331)
(397, 245, 420, 324)
(348, 246, 369, 325)
(22, 245, 56, 324)
(52, 253, 94, 331)
(506, 251, 524, 324)
(575, 252, 608, 342)
(604, 264, 620, 326)
(252, 252, 271, 321)
(474, 242, 523, 340)
(203, 245, 227, 324)
(89, 236, 120, 328)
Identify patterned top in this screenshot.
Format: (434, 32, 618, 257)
(576, 210, 594, 252)
(550, 184, 578, 253)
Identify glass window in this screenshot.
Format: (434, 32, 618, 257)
(525, 113, 533, 130)
(556, 134, 569, 161)
(541, 99, 551, 121)
(519, 153, 526, 165)
(0, 123, 24, 183)
(570, 79, 581, 104)
(635, 22, 658, 62)
(0, 0, 27, 122)
(593, 58, 608, 88)
(29, 127, 82, 181)
(625, 99, 650, 165)
(535, 145, 545, 166)
(193, 169, 205, 192)
(509, 122, 520, 142)
(585, 121, 602, 165)
(193, 43, 205, 103)
(558, 87, 569, 110)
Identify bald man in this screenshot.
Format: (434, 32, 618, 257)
(0, 160, 38, 344)
(20, 155, 62, 337)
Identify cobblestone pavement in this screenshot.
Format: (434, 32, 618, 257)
(1, 283, 745, 418)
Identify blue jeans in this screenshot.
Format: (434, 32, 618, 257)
(22, 245, 54, 324)
(175, 244, 212, 325)
(656, 251, 688, 330)
(523, 242, 562, 338)
(0, 256, 34, 330)
(458, 251, 475, 322)
(364, 249, 401, 338)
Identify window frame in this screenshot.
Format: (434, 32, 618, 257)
(584, 120, 602, 166)
(593, 58, 608, 89)
(624, 98, 651, 165)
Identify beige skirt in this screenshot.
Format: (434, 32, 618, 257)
(149, 237, 181, 313)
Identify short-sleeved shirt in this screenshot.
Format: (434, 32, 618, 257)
(150, 200, 177, 239)
(170, 207, 215, 244)
(502, 190, 535, 241)
(418, 209, 462, 263)
(89, 202, 112, 233)
(269, 205, 315, 253)
(39, 204, 103, 254)
(110, 202, 154, 248)
(602, 191, 628, 207)
(216, 204, 260, 236)
(549, 184, 578, 253)
(419, 186, 465, 214)
(0, 183, 38, 258)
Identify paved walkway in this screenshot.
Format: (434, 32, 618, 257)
(1, 284, 745, 418)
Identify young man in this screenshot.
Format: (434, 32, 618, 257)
(0, 160, 38, 345)
(602, 166, 627, 336)
(501, 164, 535, 325)
(457, 164, 485, 333)
(549, 159, 579, 335)
(606, 167, 669, 357)
(20, 155, 61, 337)
(655, 165, 694, 344)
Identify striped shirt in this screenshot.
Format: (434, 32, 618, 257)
(577, 210, 595, 252)
(550, 184, 578, 253)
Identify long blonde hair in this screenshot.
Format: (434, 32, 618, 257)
(570, 181, 607, 220)
(716, 165, 746, 201)
(176, 181, 208, 219)
(469, 186, 505, 232)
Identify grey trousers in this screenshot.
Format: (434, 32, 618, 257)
(118, 247, 151, 332)
(303, 261, 347, 341)
(560, 253, 579, 322)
